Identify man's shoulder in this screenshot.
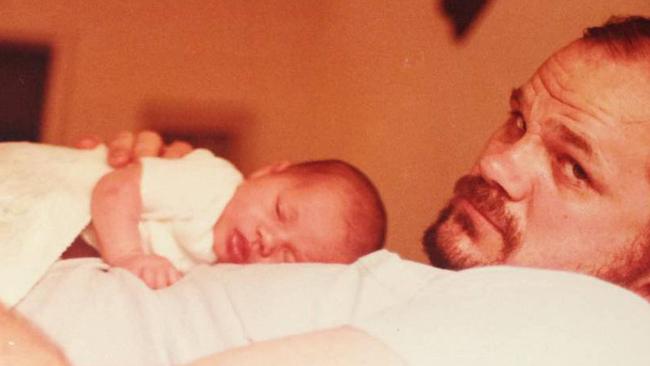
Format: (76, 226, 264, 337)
(353, 249, 449, 283)
(355, 264, 650, 366)
(460, 265, 648, 305)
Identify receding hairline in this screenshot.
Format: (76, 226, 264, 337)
(581, 15, 650, 60)
(581, 16, 650, 205)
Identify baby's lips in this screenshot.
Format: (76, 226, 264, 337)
(227, 230, 250, 263)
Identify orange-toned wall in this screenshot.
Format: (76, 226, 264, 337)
(2, 1, 649, 262)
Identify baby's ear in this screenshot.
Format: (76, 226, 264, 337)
(248, 160, 292, 179)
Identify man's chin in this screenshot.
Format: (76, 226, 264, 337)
(425, 233, 485, 270)
(423, 207, 501, 270)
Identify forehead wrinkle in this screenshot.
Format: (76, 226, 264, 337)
(537, 53, 608, 123)
(621, 118, 650, 125)
(645, 133, 650, 185)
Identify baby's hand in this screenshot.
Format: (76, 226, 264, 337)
(112, 254, 183, 289)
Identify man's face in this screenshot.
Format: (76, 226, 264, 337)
(212, 170, 349, 264)
(424, 41, 650, 287)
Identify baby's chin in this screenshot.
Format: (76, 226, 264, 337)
(211, 235, 229, 262)
(211, 224, 229, 257)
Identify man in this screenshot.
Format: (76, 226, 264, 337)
(423, 15, 650, 297)
(3, 16, 650, 366)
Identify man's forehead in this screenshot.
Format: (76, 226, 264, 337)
(559, 43, 650, 144)
(511, 41, 650, 124)
(514, 42, 650, 184)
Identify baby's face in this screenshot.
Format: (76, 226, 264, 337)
(212, 172, 349, 264)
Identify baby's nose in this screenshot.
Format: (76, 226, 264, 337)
(256, 226, 282, 257)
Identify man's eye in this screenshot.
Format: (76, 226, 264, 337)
(502, 111, 527, 142)
(571, 163, 588, 181)
(558, 156, 590, 186)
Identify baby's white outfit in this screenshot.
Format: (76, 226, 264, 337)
(83, 148, 243, 272)
(0, 142, 241, 306)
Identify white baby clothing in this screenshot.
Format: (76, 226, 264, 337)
(82, 148, 242, 271)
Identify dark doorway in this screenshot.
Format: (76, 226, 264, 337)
(0, 42, 51, 142)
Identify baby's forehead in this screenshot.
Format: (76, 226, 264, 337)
(281, 170, 343, 191)
(295, 175, 357, 205)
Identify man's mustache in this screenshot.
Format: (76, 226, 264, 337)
(453, 175, 519, 253)
(453, 175, 509, 226)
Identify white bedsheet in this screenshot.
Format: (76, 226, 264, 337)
(0, 142, 109, 307)
(16, 251, 437, 366)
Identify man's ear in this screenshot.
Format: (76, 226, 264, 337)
(248, 160, 292, 179)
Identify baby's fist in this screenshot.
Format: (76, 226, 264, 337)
(114, 254, 183, 289)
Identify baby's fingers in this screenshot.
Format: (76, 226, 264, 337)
(154, 266, 182, 289)
(139, 265, 182, 289)
(166, 267, 183, 286)
(140, 267, 160, 289)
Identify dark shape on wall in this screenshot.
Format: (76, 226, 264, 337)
(140, 99, 254, 166)
(440, 0, 492, 41)
(0, 42, 50, 142)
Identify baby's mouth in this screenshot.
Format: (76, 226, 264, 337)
(226, 229, 251, 264)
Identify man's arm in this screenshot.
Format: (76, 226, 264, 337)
(0, 304, 69, 366)
(75, 130, 193, 167)
(187, 327, 405, 366)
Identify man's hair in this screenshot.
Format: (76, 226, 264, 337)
(582, 15, 650, 59)
(285, 159, 387, 262)
(583, 16, 650, 286)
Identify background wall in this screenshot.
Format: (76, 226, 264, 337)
(2, 0, 649, 262)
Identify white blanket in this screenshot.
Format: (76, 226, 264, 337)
(16, 252, 434, 366)
(0, 142, 109, 307)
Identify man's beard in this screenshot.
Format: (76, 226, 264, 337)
(423, 175, 522, 269)
(595, 222, 650, 289)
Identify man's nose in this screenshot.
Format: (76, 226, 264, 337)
(477, 138, 541, 201)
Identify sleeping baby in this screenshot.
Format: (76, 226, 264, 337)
(82, 146, 386, 289)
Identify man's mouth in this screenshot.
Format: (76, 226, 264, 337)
(457, 197, 505, 236)
(226, 230, 251, 264)
(423, 175, 521, 269)
(453, 175, 510, 236)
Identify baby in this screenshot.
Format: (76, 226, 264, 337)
(84, 148, 387, 289)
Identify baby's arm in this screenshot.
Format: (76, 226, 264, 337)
(91, 163, 182, 289)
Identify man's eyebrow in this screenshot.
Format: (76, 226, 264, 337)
(509, 88, 522, 106)
(556, 124, 593, 157)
